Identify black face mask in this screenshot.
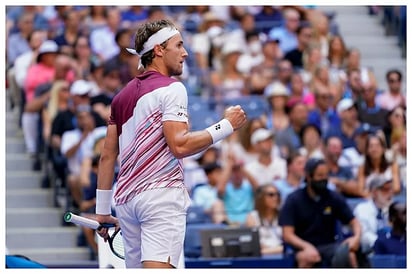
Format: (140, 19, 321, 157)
(310, 179, 329, 196)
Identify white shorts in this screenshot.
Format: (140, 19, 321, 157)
(115, 187, 191, 268)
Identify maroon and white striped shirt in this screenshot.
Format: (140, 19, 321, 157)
(109, 71, 189, 205)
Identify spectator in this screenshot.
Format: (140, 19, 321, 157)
(82, 6, 108, 33)
(6, 11, 34, 67)
(248, 37, 282, 95)
(72, 35, 100, 81)
(60, 104, 103, 209)
(357, 134, 401, 197)
(184, 145, 221, 195)
(308, 10, 331, 60)
(341, 68, 364, 106)
(244, 128, 287, 186)
(217, 156, 258, 226)
(220, 117, 266, 165)
(284, 22, 313, 71)
(279, 158, 362, 268)
(104, 28, 140, 86)
(254, 6, 283, 34)
(325, 97, 360, 149)
(89, 7, 121, 61)
(373, 201, 406, 256)
(89, 63, 122, 122)
(120, 6, 148, 29)
(260, 81, 290, 135)
(245, 184, 283, 255)
(358, 80, 389, 129)
(53, 9, 83, 56)
(11, 29, 47, 122)
(276, 59, 294, 88)
(276, 99, 309, 158)
(300, 43, 323, 86)
(192, 162, 230, 224)
(209, 41, 247, 102)
(288, 71, 315, 109)
(324, 136, 363, 198)
(338, 123, 377, 179)
(273, 151, 306, 204)
(376, 70, 405, 111)
(235, 30, 264, 76)
(383, 105, 406, 149)
(268, 7, 300, 55)
(307, 83, 340, 138)
(327, 35, 348, 84)
(298, 123, 324, 160)
(353, 174, 394, 253)
(21, 40, 59, 157)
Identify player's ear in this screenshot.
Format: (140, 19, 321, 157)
(153, 44, 164, 57)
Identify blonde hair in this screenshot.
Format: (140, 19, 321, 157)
(47, 80, 69, 121)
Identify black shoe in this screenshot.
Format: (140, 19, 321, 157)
(32, 158, 42, 171)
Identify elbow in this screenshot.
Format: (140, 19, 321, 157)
(169, 146, 188, 159)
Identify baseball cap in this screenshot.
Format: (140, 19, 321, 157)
(368, 174, 392, 191)
(37, 40, 59, 62)
(70, 79, 92, 96)
(251, 128, 273, 146)
(354, 123, 377, 137)
(336, 98, 355, 114)
(264, 81, 289, 98)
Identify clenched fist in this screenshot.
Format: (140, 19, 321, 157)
(223, 105, 247, 131)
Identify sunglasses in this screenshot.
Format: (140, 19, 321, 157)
(265, 192, 279, 198)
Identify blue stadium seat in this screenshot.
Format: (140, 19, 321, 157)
(370, 254, 406, 268)
(186, 205, 212, 224)
(222, 96, 268, 119)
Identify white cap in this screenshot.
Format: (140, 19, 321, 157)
(221, 41, 244, 56)
(251, 128, 273, 145)
(70, 79, 92, 96)
(37, 40, 58, 62)
(336, 98, 355, 114)
(264, 81, 289, 98)
(38, 40, 58, 55)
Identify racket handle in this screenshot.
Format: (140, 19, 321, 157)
(64, 212, 114, 230)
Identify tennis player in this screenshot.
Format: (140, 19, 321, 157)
(95, 19, 247, 268)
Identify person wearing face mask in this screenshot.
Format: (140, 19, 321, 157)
(236, 31, 264, 76)
(353, 174, 394, 254)
(279, 158, 363, 268)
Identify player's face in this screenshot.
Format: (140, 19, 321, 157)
(163, 33, 188, 77)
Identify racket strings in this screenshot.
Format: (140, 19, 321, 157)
(111, 231, 125, 258)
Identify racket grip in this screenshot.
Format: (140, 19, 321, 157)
(64, 212, 101, 229)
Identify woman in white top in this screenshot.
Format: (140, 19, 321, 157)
(245, 184, 283, 255)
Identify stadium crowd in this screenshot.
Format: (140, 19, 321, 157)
(5, 5, 406, 267)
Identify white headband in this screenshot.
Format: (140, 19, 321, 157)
(126, 27, 180, 56)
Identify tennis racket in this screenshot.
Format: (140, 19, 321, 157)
(64, 212, 125, 260)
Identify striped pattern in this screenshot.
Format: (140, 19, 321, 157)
(110, 71, 188, 205)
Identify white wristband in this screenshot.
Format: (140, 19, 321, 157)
(96, 189, 113, 215)
(205, 119, 234, 144)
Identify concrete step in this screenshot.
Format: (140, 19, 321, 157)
(6, 170, 43, 189)
(6, 188, 54, 208)
(6, 153, 35, 171)
(6, 247, 92, 264)
(6, 138, 27, 154)
(6, 208, 64, 228)
(6, 227, 84, 249)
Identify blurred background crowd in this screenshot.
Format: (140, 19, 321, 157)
(5, 5, 406, 267)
